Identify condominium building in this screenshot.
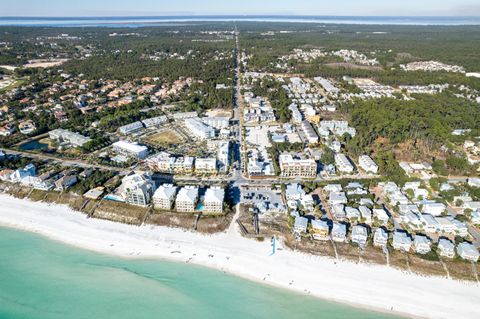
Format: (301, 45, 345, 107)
(152, 184, 177, 210)
(203, 186, 225, 214)
(184, 117, 215, 140)
(217, 141, 230, 173)
(141, 116, 168, 128)
(112, 141, 149, 159)
(279, 154, 317, 178)
(335, 154, 354, 174)
(175, 186, 199, 212)
(48, 129, 91, 147)
(202, 117, 230, 129)
(118, 121, 144, 135)
(146, 152, 176, 172)
(195, 158, 218, 174)
(301, 120, 319, 144)
(120, 173, 156, 207)
(358, 155, 378, 174)
(289, 104, 303, 123)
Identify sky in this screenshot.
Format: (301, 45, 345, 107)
(2, 0, 480, 17)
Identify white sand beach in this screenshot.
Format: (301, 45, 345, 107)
(0, 193, 479, 319)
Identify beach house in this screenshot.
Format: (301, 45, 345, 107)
(351, 225, 368, 246)
(311, 220, 330, 240)
(438, 238, 455, 258)
(414, 235, 432, 254)
(345, 206, 361, 222)
(373, 228, 388, 247)
(332, 204, 346, 221)
(392, 231, 412, 252)
(328, 223, 344, 243)
(358, 206, 372, 224)
(293, 216, 308, 234)
(456, 242, 479, 262)
(373, 208, 390, 226)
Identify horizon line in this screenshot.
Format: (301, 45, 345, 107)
(1, 14, 480, 18)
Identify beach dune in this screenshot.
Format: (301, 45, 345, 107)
(0, 193, 479, 319)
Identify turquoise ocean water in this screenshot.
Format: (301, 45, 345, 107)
(0, 227, 402, 319)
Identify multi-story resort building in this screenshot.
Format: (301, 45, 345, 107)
(279, 154, 317, 178)
(48, 129, 91, 147)
(120, 173, 156, 207)
(118, 121, 144, 135)
(141, 116, 168, 128)
(217, 141, 231, 173)
(175, 186, 199, 212)
(112, 141, 149, 159)
(195, 158, 218, 174)
(202, 117, 230, 129)
(203, 187, 225, 214)
(184, 117, 215, 140)
(146, 152, 194, 174)
(152, 184, 177, 210)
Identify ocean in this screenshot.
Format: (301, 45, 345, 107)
(0, 16, 479, 27)
(0, 226, 402, 319)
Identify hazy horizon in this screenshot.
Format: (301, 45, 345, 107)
(3, 0, 480, 17)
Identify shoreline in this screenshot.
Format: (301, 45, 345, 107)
(0, 193, 479, 319)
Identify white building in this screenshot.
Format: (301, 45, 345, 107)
(373, 208, 390, 226)
(293, 216, 308, 234)
(358, 155, 378, 174)
(152, 184, 177, 210)
(120, 173, 155, 207)
(329, 192, 347, 206)
(301, 120, 319, 144)
(392, 231, 412, 252)
(176, 186, 199, 212)
(217, 141, 230, 173)
(351, 225, 368, 246)
(331, 222, 347, 242)
(335, 154, 354, 174)
(203, 187, 225, 214)
(345, 206, 361, 221)
(435, 217, 456, 234)
(141, 116, 168, 128)
(195, 158, 218, 174)
(113, 141, 149, 159)
(373, 228, 388, 247)
(467, 178, 480, 188)
(279, 154, 317, 178)
(202, 117, 230, 129)
(414, 235, 431, 254)
(185, 117, 215, 140)
(419, 214, 440, 233)
(422, 202, 446, 216)
(438, 238, 455, 258)
(456, 242, 479, 262)
(11, 164, 36, 182)
(48, 129, 91, 147)
(359, 205, 372, 224)
(289, 104, 303, 123)
(118, 121, 144, 135)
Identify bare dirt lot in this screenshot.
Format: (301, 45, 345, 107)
(144, 129, 184, 146)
